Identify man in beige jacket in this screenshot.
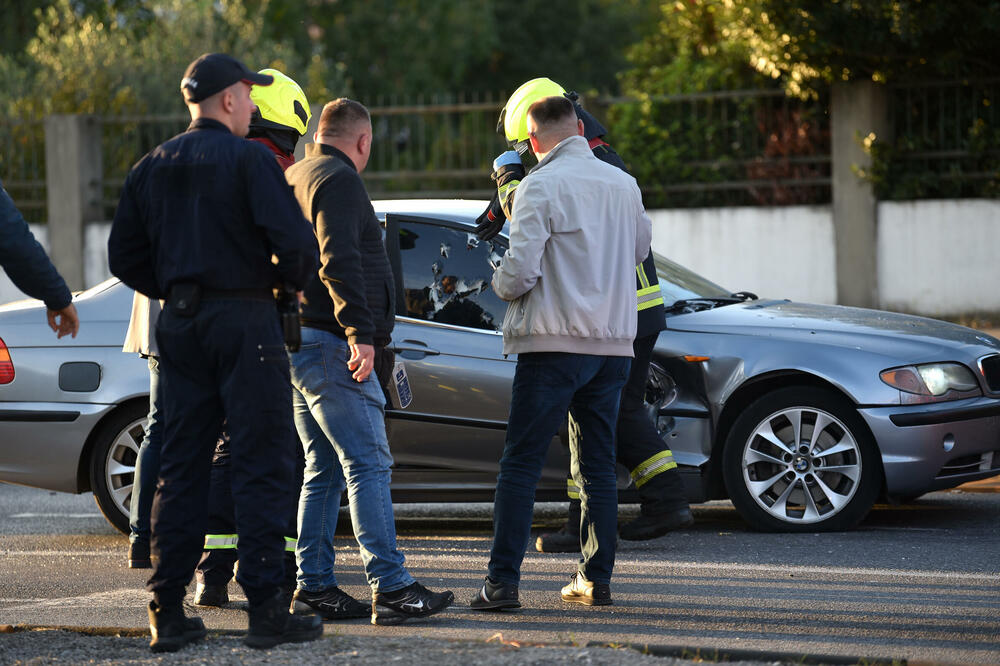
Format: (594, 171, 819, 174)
(470, 95, 651, 610)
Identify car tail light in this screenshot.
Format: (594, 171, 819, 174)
(0, 336, 13, 384)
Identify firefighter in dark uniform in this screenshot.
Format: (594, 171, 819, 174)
(475, 78, 693, 553)
(193, 68, 312, 610)
(107, 53, 322, 652)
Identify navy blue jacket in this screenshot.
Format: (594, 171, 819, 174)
(107, 118, 318, 299)
(0, 178, 72, 310)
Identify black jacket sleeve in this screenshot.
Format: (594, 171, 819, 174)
(0, 179, 73, 309)
(108, 168, 162, 299)
(244, 145, 319, 291)
(312, 173, 375, 346)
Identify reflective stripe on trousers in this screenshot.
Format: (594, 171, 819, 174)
(630, 450, 678, 488)
(635, 266, 664, 312)
(203, 534, 296, 552)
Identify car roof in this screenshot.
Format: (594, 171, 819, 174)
(372, 199, 487, 225)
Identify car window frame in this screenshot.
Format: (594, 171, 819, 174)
(382, 213, 508, 337)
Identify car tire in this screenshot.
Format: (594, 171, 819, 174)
(722, 386, 881, 532)
(88, 402, 148, 535)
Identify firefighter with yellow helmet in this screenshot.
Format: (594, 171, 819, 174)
(477, 78, 693, 552)
(193, 68, 312, 608)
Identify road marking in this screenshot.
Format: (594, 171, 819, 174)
(2, 551, 117, 556)
(9, 513, 104, 519)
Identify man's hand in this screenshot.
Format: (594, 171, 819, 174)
(347, 343, 375, 382)
(47, 303, 79, 339)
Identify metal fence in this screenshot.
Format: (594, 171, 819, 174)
(364, 90, 505, 200)
(594, 89, 832, 208)
(4, 82, 997, 223)
(0, 118, 46, 223)
(99, 114, 190, 220)
(882, 78, 1000, 199)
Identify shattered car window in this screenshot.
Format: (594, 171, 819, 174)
(398, 221, 508, 331)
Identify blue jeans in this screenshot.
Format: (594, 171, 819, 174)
(289, 327, 413, 594)
(488, 352, 630, 586)
(129, 355, 162, 545)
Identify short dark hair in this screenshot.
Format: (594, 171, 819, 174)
(526, 95, 575, 132)
(317, 98, 370, 138)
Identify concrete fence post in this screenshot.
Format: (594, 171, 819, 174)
(43, 114, 103, 291)
(830, 81, 889, 309)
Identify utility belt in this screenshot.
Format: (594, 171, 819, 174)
(166, 283, 302, 352)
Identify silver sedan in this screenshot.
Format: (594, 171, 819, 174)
(1, 199, 999, 533)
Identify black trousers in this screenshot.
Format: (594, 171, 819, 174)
(195, 433, 302, 588)
(148, 299, 297, 608)
(568, 333, 688, 520)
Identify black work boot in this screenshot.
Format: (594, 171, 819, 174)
(128, 540, 151, 569)
(535, 497, 582, 553)
(245, 591, 323, 649)
(619, 507, 693, 541)
(621, 463, 693, 540)
(193, 582, 229, 607)
(147, 600, 207, 653)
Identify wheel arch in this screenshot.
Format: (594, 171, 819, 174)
(707, 371, 885, 499)
(75, 397, 149, 493)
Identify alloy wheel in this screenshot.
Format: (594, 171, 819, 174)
(102, 416, 146, 525)
(741, 406, 862, 525)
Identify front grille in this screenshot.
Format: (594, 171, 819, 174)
(980, 354, 1000, 393)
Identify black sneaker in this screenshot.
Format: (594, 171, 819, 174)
(535, 528, 580, 553)
(468, 577, 520, 611)
(619, 508, 694, 541)
(560, 572, 612, 606)
(372, 581, 454, 626)
(129, 541, 151, 569)
(193, 582, 229, 607)
(245, 591, 323, 649)
(147, 601, 207, 653)
(291, 586, 369, 620)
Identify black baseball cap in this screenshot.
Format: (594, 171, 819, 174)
(180, 53, 273, 103)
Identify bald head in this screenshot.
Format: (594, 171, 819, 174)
(526, 96, 584, 159)
(314, 98, 373, 172)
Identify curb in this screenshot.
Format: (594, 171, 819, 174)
(0, 624, 927, 665)
(588, 640, 968, 666)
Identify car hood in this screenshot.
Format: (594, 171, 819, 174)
(667, 299, 1000, 362)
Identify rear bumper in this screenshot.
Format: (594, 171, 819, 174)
(0, 401, 114, 493)
(860, 396, 1000, 497)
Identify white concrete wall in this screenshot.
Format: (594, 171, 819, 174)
(3, 202, 999, 318)
(649, 205, 838, 304)
(877, 199, 1000, 316)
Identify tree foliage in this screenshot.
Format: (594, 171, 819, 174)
(739, 0, 1000, 98)
(0, 0, 347, 117)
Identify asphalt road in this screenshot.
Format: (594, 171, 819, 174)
(1, 483, 998, 664)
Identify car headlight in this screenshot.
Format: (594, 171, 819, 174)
(880, 362, 982, 403)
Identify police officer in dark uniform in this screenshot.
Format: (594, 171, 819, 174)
(107, 53, 321, 653)
(476, 78, 693, 553)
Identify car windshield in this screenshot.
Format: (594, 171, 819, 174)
(653, 252, 731, 303)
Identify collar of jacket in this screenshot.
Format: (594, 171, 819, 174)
(535, 134, 591, 170)
(187, 117, 231, 133)
(304, 142, 357, 172)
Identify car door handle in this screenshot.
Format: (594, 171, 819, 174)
(389, 339, 441, 359)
